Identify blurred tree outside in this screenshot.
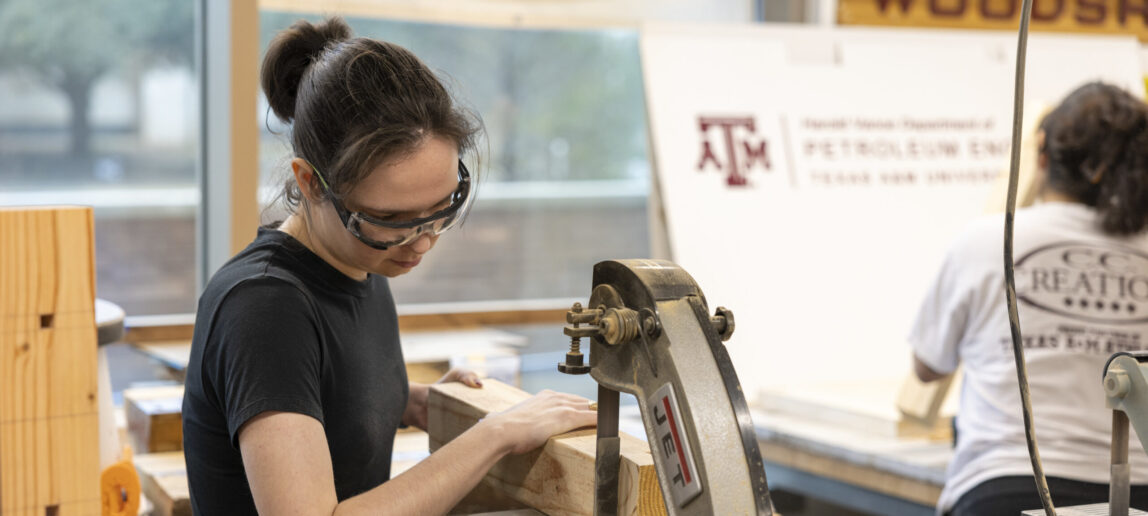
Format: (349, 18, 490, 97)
(256, 13, 652, 304)
(0, 0, 200, 316)
(259, 12, 649, 183)
(0, 0, 193, 157)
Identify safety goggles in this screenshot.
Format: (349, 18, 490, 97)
(309, 159, 473, 250)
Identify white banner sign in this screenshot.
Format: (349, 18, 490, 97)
(642, 23, 1145, 398)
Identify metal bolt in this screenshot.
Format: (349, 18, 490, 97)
(1106, 370, 1131, 398)
(559, 301, 592, 375)
(640, 308, 661, 338)
(711, 306, 735, 341)
(569, 302, 583, 354)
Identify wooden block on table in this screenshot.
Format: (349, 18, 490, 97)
(135, 452, 191, 516)
(131, 340, 192, 382)
(896, 371, 955, 427)
(428, 380, 666, 516)
(124, 385, 185, 453)
(405, 361, 451, 386)
(401, 329, 525, 387)
(0, 206, 100, 516)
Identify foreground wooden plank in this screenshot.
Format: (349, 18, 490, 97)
(0, 206, 99, 516)
(427, 380, 666, 516)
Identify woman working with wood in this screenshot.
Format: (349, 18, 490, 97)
(181, 17, 597, 515)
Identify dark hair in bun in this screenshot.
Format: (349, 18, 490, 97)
(261, 17, 351, 122)
(1040, 82, 1148, 235)
(261, 16, 481, 210)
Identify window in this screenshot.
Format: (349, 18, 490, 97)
(0, 0, 199, 316)
(258, 12, 652, 304)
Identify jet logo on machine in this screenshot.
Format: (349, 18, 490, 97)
(649, 383, 702, 507)
(696, 115, 772, 187)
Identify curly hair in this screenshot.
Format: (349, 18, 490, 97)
(1040, 82, 1148, 235)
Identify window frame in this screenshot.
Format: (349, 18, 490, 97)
(200, 0, 260, 288)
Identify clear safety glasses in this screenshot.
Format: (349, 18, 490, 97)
(310, 159, 473, 250)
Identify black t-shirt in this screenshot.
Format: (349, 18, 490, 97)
(182, 227, 408, 515)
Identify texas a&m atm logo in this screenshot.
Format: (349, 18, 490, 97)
(649, 383, 702, 507)
(696, 115, 772, 187)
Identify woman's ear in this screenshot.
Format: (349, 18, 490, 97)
(291, 158, 323, 202)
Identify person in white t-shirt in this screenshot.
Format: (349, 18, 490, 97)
(912, 81, 1148, 515)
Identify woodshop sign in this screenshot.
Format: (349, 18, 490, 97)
(838, 0, 1148, 41)
(641, 23, 1144, 395)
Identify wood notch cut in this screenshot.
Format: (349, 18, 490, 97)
(427, 379, 667, 516)
(1, 206, 99, 516)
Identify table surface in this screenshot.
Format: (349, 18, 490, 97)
(131, 327, 529, 372)
(96, 298, 126, 345)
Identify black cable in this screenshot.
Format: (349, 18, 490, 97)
(1003, 0, 1055, 513)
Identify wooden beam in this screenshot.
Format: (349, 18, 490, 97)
(260, 0, 638, 30)
(427, 380, 666, 516)
(122, 314, 195, 344)
(396, 307, 567, 332)
(228, 0, 259, 256)
(122, 307, 569, 343)
(0, 206, 99, 516)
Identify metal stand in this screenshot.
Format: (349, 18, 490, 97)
(556, 259, 772, 515)
(595, 386, 621, 516)
(1112, 410, 1131, 516)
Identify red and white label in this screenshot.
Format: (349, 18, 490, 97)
(649, 383, 702, 507)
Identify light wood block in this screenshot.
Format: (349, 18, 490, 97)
(124, 385, 184, 453)
(405, 361, 451, 385)
(0, 206, 100, 516)
(895, 370, 956, 431)
(427, 380, 666, 516)
(134, 452, 191, 516)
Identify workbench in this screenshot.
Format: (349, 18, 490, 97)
(609, 399, 948, 515)
(755, 407, 948, 515)
(130, 327, 527, 384)
(127, 320, 952, 515)
(129, 387, 950, 516)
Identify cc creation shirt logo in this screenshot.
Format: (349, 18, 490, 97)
(1016, 241, 1148, 324)
(696, 116, 772, 187)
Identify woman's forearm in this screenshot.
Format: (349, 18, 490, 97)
(333, 419, 511, 516)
